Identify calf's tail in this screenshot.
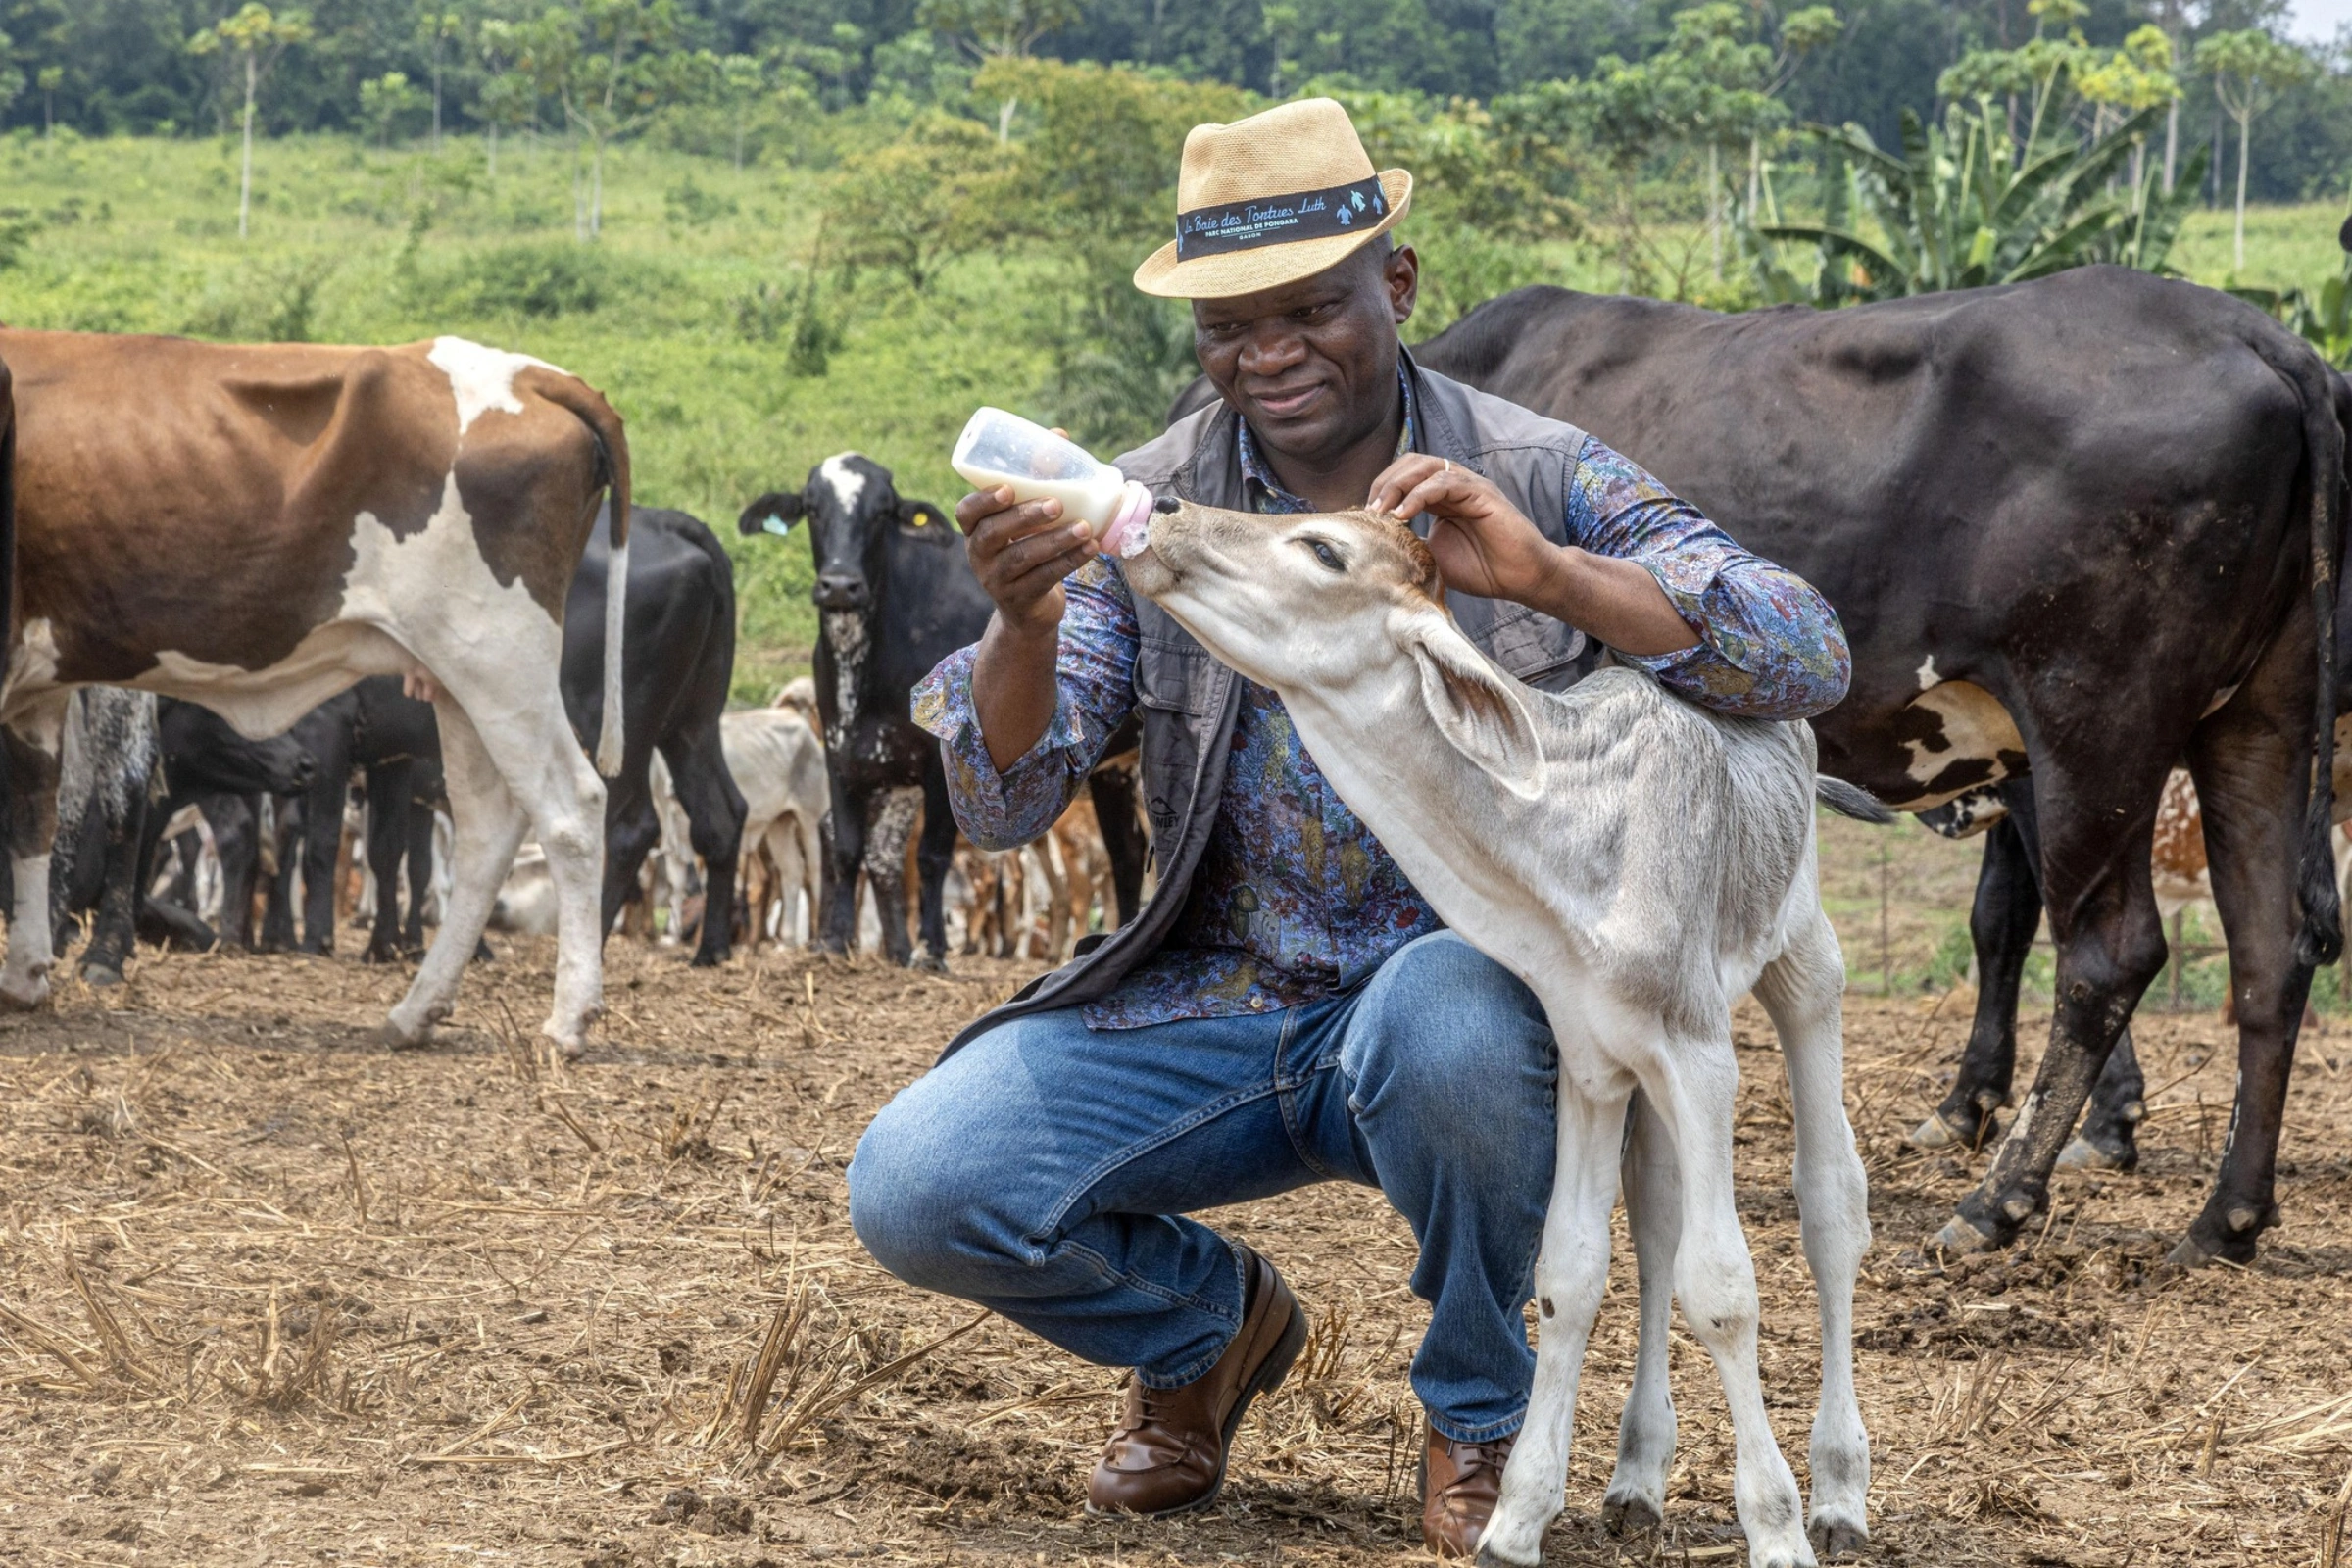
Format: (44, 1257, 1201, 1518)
(538, 373, 633, 778)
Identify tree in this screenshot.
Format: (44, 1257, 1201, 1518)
(419, 7, 462, 151)
(360, 69, 424, 147)
(1752, 97, 2202, 303)
(826, 112, 1009, 291)
(517, 0, 690, 241)
(918, 0, 1085, 140)
(2076, 25, 2178, 195)
(474, 17, 533, 177)
(2196, 29, 2316, 272)
(36, 66, 60, 139)
(187, 4, 314, 241)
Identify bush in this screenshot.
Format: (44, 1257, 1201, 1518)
(422, 242, 629, 318)
(182, 256, 338, 343)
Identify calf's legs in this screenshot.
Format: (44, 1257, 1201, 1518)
(1601, 1093, 1680, 1534)
(1755, 911, 1871, 1555)
(1478, 1084, 1630, 1568)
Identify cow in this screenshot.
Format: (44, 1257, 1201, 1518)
(1120, 497, 1871, 1568)
(739, 456, 1151, 966)
(41, 692, 318, 983)
(0, 330, 629, 1054)
(563, 500, 746, 967)
(1402, 270, 2341, 1267)
(737, 458, 984, 967)
(268, 675, 444, 962)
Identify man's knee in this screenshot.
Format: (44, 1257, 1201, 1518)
(1348, 932, 1553, 1107)
(851, 1093, 989, 1290)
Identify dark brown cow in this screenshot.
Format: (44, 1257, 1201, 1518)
(0, 331, 630, 1054)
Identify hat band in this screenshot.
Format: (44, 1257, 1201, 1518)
(1174, 175, 1390, 261)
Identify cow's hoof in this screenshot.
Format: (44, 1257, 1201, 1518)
(2166, 1224, 2261, 1270)
(1931, 1212, 2001, 1254)
(2056, 1134, 2136, 1172)
(1475, 1536, 1543, 1568)
(1600, 1491, 1663, 1535)
(0, 974, 52, 1010)
(81, 964, 125, 989)
(912, 951, 949, 975)
(1905, 1109, 1967, 1151)
(377, 1014, 433, 1051)
(1808, 1509, 1869, 1559)
(360, 945, 399, 967)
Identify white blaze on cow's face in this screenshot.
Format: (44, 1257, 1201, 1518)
(1126, 501, 1545, 799)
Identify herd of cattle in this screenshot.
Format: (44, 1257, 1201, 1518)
(0, 261, 2343, 1280)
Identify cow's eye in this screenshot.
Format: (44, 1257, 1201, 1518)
(1306, 539, 1345, 573)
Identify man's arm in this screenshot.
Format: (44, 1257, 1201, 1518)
(1368, 440, 1850, 719)
(912, 489, 1138, 850)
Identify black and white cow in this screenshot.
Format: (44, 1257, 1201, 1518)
(736, 457, 1154, 967)
(40, 691, 317, 983)
(563, 500, 747, 966)
(1407, 269, 2342, 1267)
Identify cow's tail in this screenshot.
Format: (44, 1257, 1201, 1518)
(539, 373, 632, 778)
(2264, 334, 2344, 968)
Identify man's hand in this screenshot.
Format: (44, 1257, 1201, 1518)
(957, 480, 1101, 638)
(1367, 453, 1699, 658)
(1367, 454, 1558, 604)
(957, 481, 1101, 772)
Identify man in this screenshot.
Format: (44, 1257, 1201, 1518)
(848, 98, 1849, 1557)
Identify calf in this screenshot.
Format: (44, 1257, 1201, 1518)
(651, 707, 825, 949)
(1122, 501, 1869, 1568)
(0, 331, 629, 1054)
(740, 457, 1150, 963)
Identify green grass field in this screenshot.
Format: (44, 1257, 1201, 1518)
(2, 129, 2346, 701)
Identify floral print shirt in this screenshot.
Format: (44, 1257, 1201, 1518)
(912, 371, 1851, 1027)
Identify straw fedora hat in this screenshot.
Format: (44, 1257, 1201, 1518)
(1134, 98, 1412, 300)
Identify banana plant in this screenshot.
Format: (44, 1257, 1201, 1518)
(1746, 95, 2203, 304)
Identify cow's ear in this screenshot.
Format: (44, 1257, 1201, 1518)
(739, 491, 805, 537)
(898, 498, 946, 534)
(1399, 611, 1544, 800)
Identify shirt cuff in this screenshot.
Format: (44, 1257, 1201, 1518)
(1618, 556, 1759, 695)
(912, 645, 1090, 827)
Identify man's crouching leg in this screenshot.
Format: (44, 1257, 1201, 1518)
(1336, 931, 1560, 1558)
(849, 1003, 1315, 1517)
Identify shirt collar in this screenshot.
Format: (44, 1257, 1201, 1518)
(1236, 362, 1418, 512)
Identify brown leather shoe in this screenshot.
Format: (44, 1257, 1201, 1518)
(1419, 1419, 1516, 1558)
(1086, 1242, 1307, 1517)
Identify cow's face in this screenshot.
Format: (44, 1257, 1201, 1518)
(738, 453, 933, 612)
(157, 700, 318, 797)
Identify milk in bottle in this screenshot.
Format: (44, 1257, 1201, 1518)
(952, 408, 1155, 558)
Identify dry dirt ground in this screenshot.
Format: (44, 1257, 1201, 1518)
(3, 925, 2351, 1568)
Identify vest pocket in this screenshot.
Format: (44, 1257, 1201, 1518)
(1134, 638, 1222, 717)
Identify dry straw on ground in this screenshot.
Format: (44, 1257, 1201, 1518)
(1, 932, 2348, 1566)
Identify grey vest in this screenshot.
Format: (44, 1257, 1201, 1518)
(940, 353, 1593, 1057)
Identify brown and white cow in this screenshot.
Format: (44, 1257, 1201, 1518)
(0, 330, 629, 1054)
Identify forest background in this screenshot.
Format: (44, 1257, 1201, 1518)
(1, 0, 2349, 693)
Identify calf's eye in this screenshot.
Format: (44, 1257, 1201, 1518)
(1308, 540, 1345, 573)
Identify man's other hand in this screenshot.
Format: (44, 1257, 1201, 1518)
(1368, 454, 1555, 604)
(957, 484, 1101, 640)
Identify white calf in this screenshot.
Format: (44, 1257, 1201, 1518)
(1123, 502, 1870, 1568)
(651, 708, 827, 946)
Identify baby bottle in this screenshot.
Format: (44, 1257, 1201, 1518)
(952, 408, 1156, 558)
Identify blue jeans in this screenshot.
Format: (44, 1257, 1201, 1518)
(848, 930, 1558, 1442)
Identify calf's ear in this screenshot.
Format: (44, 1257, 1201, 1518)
(1400, 612, 1545, 800)
(739, 491, 805, 537)
(898, 499, 946, 532)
